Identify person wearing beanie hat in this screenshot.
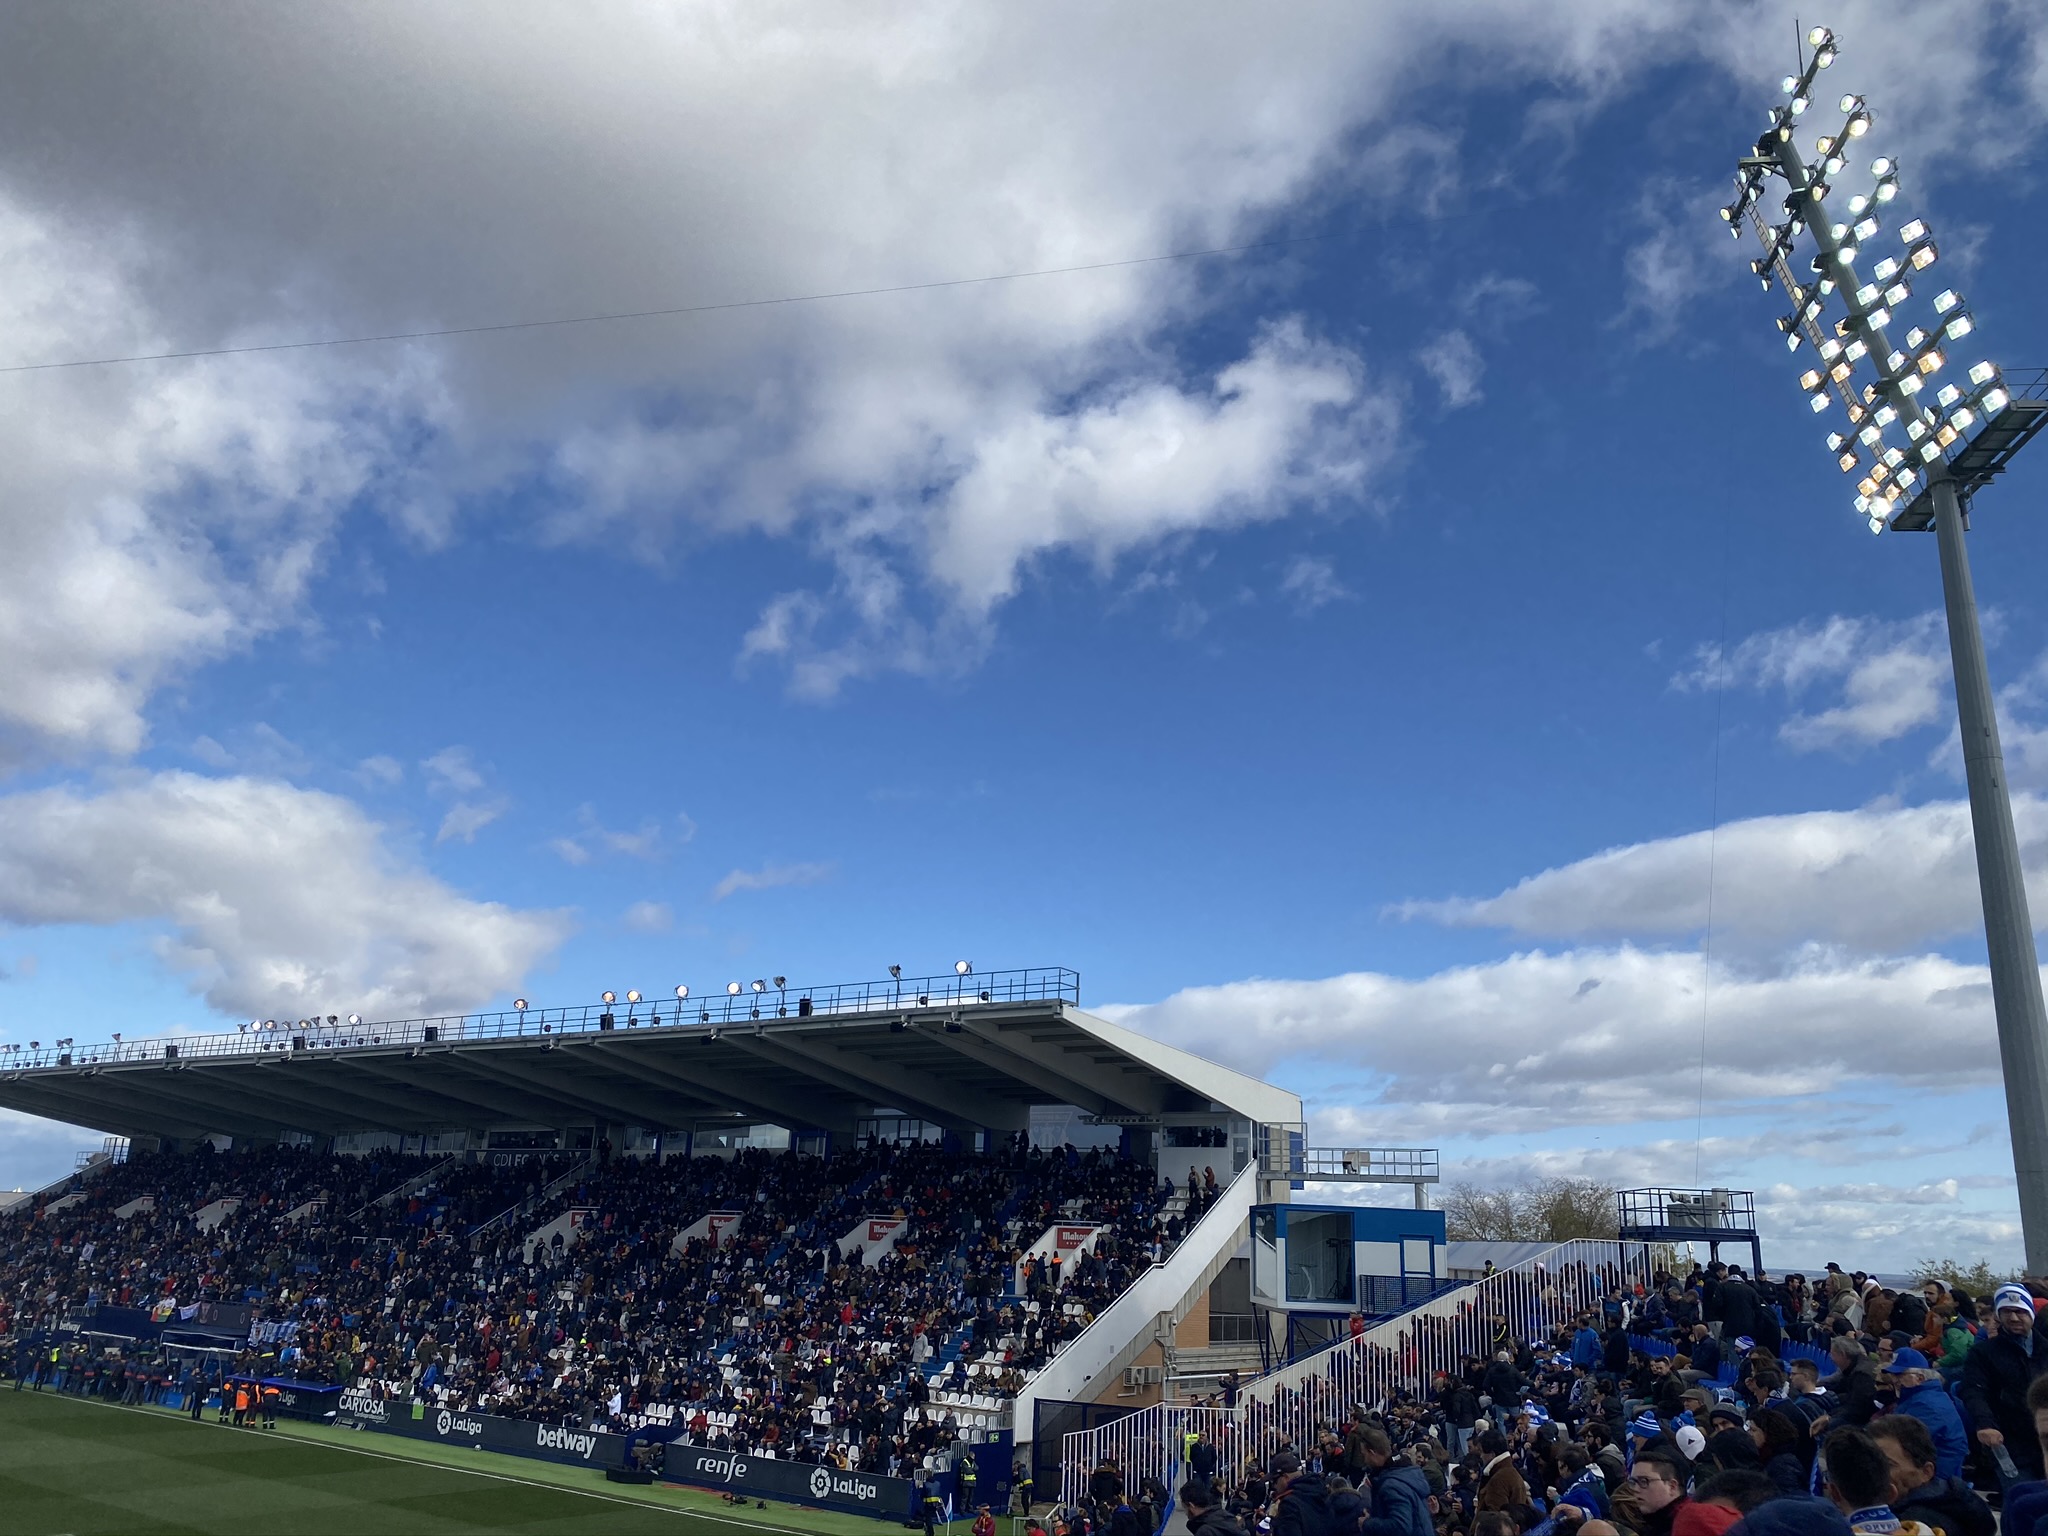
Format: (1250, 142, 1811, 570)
(1959, 1282, 2048, 1479)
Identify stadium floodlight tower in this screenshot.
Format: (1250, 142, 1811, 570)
(1725, 24, 2048, 1269)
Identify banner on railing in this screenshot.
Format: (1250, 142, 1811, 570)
(334, 1393, 628, 1470)
(663, 1444, 916, 1518)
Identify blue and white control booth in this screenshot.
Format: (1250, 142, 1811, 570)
(1251, 1203, 1449, 1355)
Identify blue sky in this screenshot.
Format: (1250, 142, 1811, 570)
(2, 1, 2047, 1267)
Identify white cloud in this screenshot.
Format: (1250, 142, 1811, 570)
(354, 754, 404, 787)
(1400, 795, 2048, 953)
(1677, 613, 1950, 752)
(1416, 329, 1483, 408)
(1279, 555, 1352, 613)
(0, 190, 445, 766)
(436, 799, 508, 845)
(1099, 945, 1999, 1130)
(712, 861, 836, 902)
(0, 771, 569, 1017)
(547, 804, 685, 864)
(621, 900, 673, 934)
(3, 5, 2030, 711)
(421, 746, 486, 795)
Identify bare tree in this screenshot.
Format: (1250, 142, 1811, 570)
(1441, 1177, 1619, 1243)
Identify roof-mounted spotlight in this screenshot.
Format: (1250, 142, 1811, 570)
(626, 990, 642, 1004)
(675, 985, 689, 1000)
(726, 982, 742, 996)
(601, 991, 616, 1005)
(888, 965, 902, 979)
(955, 960, 972, 976)
(750, 979, 766, 993)
(347, 1013, 362, 1026)
(514, 998, 528, 1011)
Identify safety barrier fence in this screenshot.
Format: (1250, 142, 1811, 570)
(1060, 1404, 1228, 1509)
(1059, 1240, 1653, 1500)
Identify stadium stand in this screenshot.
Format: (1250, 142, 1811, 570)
(0, 969, 1300, 1508)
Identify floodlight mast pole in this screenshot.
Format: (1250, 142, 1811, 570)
(1760, 114, 2048, 1272)
(1930, 473, 2048, 1273)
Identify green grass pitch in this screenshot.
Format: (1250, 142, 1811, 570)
(0, 1390, 909, 1536)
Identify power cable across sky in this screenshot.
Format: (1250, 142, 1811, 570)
(0, 233, 1333, 375)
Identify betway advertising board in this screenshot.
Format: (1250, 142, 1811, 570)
(663, 1444, 916, 1518)
(334, 1388, 625, 1469)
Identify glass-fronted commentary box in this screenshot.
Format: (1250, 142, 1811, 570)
(1250, 1203, 1448, 1314)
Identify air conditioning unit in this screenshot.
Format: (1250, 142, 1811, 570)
(1122, 1365, 1165, 1388)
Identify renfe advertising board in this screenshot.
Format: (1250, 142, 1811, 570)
(662, 1444, 916, 1518)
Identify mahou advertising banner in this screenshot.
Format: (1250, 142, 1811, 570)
(663, 1443, 916, 1517)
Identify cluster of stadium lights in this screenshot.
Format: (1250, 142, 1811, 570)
(1723, 25, 2010, 534)
(506, 961, 979, 1024)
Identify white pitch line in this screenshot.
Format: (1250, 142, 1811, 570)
(21, 1393, 830, 1534)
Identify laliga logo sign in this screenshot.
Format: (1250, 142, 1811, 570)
(806, 1466, 881, 1502)
(435, 1409, 483, 1437)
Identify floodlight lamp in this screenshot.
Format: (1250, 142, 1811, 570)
(1970, 360, 2001, 386)
(727, 981, 742, 996)
(1888, 348, 1908, 371)
(1882, 446, 1905, 469)
(675, 985, 689, 999)
(348, 1013, 362, 1026)
(1816, 43, 1838, 69)
(1949, 406, 1976, 432)
(1827, 431, 1851, 452)
(1897, 467, 1918, 491)
(514, 998, 528, 1011)
(1800, 368, 1824, 391)
(1789, 94, 1810, 116)
(889, 964, 902, 978)
(1831, 223, 1851, 243)
(1874, 178, 1898, 204)
(1884, 283, 1909, 308)
(1906, 417, 1927, 441)
(1945, 314, 1974, 341)
(1867, 514, 1885, 534)
(1918, 440, 1943, 462)
(1820, 337, 1844, 361)
(1857, 423, 1882, 446)
(1873, 404, 1897, 427)
(1853, 217, 1879, 241)
(955, 960, 972, 975)
(1836, 242, 1858, 265)
(1855, 283, 1880, 307)
(1936, 383, 1962, 408)
(1848, 194, 1870, 216)
(1824, 153, 1846, 176)
(1809, 392, 1829, 413)
(1937, 423, 1960, 448)
(1857, 476, 1879, 498)
(750, 979, 765, 993)
(773, 976, 786, 989)
(1871, 257, 1900, 282)
(1777, 313, 1800, 335)
(1781, 74, 1800, 94)
(602, 991, 616, 1004)
(1899, 373, 1923, 395)
(1899, 218, 1928, 243)
(1838, 449, 1859, 472)
(1984, 386, 2011, 415)
(1905, 327, 1929, 350)
(1866, 305, 1891, 329)
(626, 990, 642, 1004)
(1809, 25, 1834, 49)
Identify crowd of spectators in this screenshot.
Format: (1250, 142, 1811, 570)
(1090, 1261, 2047, 1536)
(0, 1136, 1217, 1481)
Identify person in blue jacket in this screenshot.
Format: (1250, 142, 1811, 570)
(1351, 1425, 1434, 1536)
(1883, 1349, 1967, 1480)
(1571, 1316, 1604, 1372)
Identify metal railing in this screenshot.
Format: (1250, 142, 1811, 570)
(1061, 1404, 1227, 1509)
(0, 966, 1080, 1076)
(1294, 1147, 1439, 1182)
(1616, 1187, 1757, 1233)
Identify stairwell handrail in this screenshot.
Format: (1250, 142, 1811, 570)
(1013, 1160, 1260, 1436)
(348, 1152, 468, 1221)
(468, 1155, 593, 1240)
(1230, 1237, 1650, 1464)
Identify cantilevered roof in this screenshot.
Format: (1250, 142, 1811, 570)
(0, 967, 1298, 1143)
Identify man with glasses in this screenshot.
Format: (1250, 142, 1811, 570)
(1620, 1448, 1690, 1536)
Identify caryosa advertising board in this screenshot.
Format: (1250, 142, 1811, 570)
(334, 1390, 625, 1470)
(664, 1444, 915, 1518)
